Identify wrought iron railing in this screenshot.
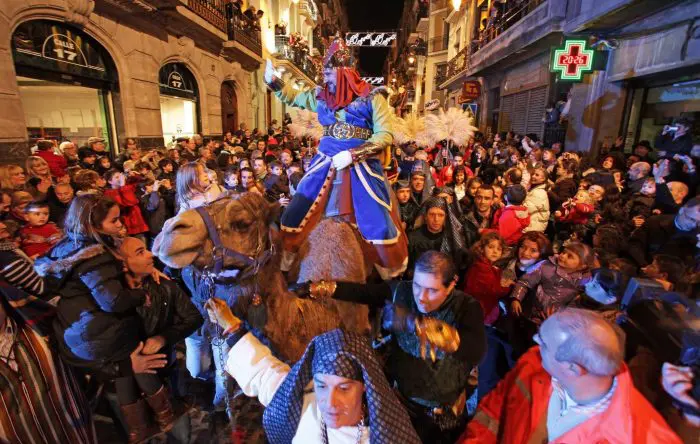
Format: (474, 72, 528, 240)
(274, 36, 318, 82)
(446, 45, 470, 79)
(225, 3, 263, 56)
(187, 0, 226, 33)
(474, 0, 545, 51)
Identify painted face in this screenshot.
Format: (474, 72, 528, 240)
(518, 239, 541, 267)
(396, 188, 411, 204)
(411, 175, 425, 192)
(474, 189, 494, 214)
(556, 248, 583, 272)
(313, 373, 365, 429)
(587, 185, 605, 202)
(412, 270, 455, 314)
(25, 207, 49, 226)
(426, 207, 446, 234)
(484, 239, 503, 263)
(119, 237, 155, 276)
(98, 205, 123, 236)
(54, 185, 74, 204)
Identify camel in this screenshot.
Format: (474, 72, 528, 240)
(152, 193, 371, 362)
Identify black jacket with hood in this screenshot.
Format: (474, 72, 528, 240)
(36, 237, 147, 375)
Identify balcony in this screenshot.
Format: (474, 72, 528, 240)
(441, 0, 564, 86)
(186, 0, 227, 32)
(274, 35, 318, 85)
(221, 4, 263, 68)
(445, 45, 470, 80)
(428, 36, 449, 53)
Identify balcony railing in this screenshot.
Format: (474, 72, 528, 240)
(274, 35, 318, 82)
(225, 3, 263, 56)
(187, 0, 227, 33)
(474, 0, 545, 51)
(428, 36, 448, 53)
(446, 45, 470, 79)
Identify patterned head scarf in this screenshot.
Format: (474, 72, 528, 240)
(421, 197, 466, 260)
(262, 329, 420, 444)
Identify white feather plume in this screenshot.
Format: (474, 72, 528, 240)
(287, 109, 323, 141)
(422, 112, 448, 147)
(393, 113, 425, 146)
(439, 107, 477, 147)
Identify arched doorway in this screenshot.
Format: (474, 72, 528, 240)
(159, 62, 200, 144)
(11, 19, 119, 151)
(221, 81, 238, 135)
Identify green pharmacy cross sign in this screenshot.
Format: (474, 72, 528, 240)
(552, 40, 594, 81)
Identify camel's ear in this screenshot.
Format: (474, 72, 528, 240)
(266, 200, 282, 225)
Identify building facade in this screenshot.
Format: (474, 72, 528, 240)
(0, 0, 345, 163)
(391, 0, 700, 154)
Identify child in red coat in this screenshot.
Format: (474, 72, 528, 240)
(490, 184, 530, 246)
(554, 189, 595, 225)
(19, 201, 62, 258)
(463, 232, 513, 325)
(103, 169, 149, 236)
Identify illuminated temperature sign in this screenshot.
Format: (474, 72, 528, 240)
(552, 40, 594, 81)
(346, 32, 397, 47)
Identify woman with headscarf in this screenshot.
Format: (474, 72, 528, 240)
(204, 298, 421, 444)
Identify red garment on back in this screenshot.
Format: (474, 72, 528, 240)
(458, 347, 682, 444)
(103, 184, 149, 235)
(317, 68, 371, 111)
(20, 223, 61, 258)
(35, 150, 67, 178)
(491, 205, 531, 245)
(463, 256, 511, 324)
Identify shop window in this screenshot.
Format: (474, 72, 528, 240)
(159, 63, 200, 144)
(12, 20, 118, 150)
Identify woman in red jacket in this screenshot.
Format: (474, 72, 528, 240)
(463, 232, 515, 400)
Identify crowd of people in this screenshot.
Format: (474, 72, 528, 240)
(0, 111, 698, 443)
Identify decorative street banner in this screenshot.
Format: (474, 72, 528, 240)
(551, 40, 594, 81)
(362, 77, 385, 85)
(458, 81, 481, 104)
(346, 32, 397, 47)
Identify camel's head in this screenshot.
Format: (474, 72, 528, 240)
(153, 194, 280, 271)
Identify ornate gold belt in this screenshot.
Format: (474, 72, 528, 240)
(322, 122, 373, 140)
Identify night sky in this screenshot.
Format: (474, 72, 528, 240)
(345, 0, 405, 77)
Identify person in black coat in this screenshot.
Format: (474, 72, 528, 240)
(35, 194, 174, 442)
(655, 119, 693, 158)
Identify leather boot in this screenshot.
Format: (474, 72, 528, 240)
(144, 386, 178, 432)
(119, 398, 161, 444)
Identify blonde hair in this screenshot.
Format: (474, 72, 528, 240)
(0, 164, 25, 190)
(573, 190, 594, 206)
(176, 162, 208, 207)
(25, 156, 50, 179)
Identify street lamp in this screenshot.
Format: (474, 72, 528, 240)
(451, 0, 462, 11)
(408, 54, 416, 64)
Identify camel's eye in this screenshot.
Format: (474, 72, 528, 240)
(231, 220, 251, 232)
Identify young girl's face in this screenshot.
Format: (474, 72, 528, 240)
(225, 174, 239, 188)
(556, 248, 582, 271)
(518, 239, 541, 266)
(455, 171, 466, 184)
(100, 158, 111, 168)
(484, 239, 503, 263)
(198, 166, 211, 189)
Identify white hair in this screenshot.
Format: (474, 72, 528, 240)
(59, 141, 75, 152)
(550, 308, 625, 376)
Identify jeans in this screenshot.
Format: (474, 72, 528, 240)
(478, 325, 516, 401)
(185, 333, 233, 409)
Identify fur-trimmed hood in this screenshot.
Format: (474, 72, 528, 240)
(35, 242, 106, 278)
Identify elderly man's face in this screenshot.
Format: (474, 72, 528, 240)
(412, 269, 456, 314)
(628, 163, 649, 181)
(313, 374, 365, 429)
